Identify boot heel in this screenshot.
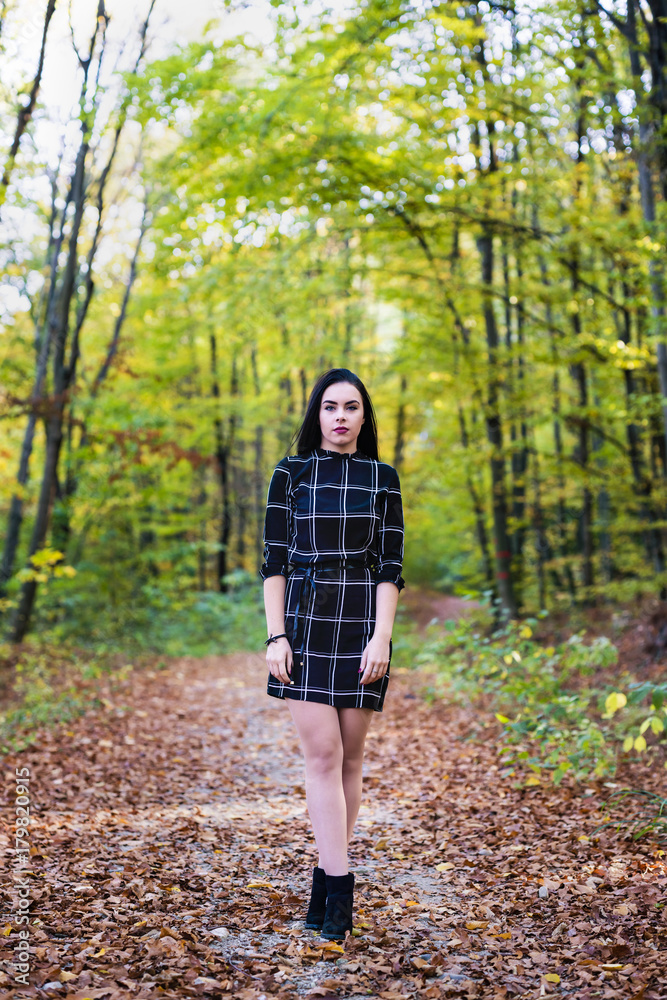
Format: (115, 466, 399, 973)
(304, 866, 327, 929)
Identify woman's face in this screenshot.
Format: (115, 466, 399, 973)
(319, 381, 365, 453)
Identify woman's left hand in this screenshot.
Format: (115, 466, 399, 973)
(359, 634, 390, 685)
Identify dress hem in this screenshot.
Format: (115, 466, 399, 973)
(266, 683, 387, 713)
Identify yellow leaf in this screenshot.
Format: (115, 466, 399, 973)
(623, 736, 634, 752)
(545, 646, 555, 656)
(465, 920, 488, 930)
(436, 862, 455, 871)
(247, 881, 274, 889)
(373, 837, 390, 849)
(519, 625, 532, 638)
(495, 713, 510, 723)
(600, 963, 624, 970)
(605, 692, 627, 714)
(59, 971, 78, 982)
(322, 941, 344, 953)
(412, 957, 431, 968)
(503, 654, 513, 665)
(544, 973, 560, 983)
(525, 775, 541, 787)
(634, 735, 647, 752)
(3, 924, 12, 936)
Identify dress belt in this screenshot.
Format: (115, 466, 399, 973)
(289, 558, 372, 667)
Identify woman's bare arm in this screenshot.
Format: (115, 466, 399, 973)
(263, 575, 293, 685)
(359, 581, 399, 685)
(373, 580, 399, 642)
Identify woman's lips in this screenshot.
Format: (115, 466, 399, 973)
(334, 428, 348, 433)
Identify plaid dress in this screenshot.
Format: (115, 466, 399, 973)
(259, 446, 405, 711)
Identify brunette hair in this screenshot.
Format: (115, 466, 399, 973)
(289, 368, 379, 460)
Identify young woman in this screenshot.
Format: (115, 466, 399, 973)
(260, 368, 405, 940)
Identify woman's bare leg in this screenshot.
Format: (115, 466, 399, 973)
(288, 700, 348, 875)
(338, 707, 374, 844)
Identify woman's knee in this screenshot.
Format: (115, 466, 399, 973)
(341, 749, 364, 779)
(304, 739, 343, 777)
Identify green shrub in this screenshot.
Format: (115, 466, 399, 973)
(416, 612, 665, 783)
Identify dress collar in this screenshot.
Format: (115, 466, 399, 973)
(315, 446, 363, 458)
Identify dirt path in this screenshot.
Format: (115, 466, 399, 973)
(2, 652, 664, 1000)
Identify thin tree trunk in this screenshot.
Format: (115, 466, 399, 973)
(10, 8, 109, 641)
(250, 346, 265, 575)
(394, 374, 407, 471)
(459, 405, 494, 590)
(569, 62, 595, 598)
(477, 222, 517, 619)
(0, 0, 56, 211)
(0, 153, 78, 602)
(532, 199, 577, 602)
(625, 0, 667, 468)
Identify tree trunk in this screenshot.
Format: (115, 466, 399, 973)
(477, 222, 517, 619)
(0, 0, 57, 211)
(9, 121, 91, 641)
(532, 200, 577, 602)
(624, 0, 667, 468)
(393, 374, 407, 471)
(11, 409, 65, 641)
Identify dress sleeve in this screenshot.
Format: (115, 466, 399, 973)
(259, 460, 292, 580)
(374, 466, 405, 592)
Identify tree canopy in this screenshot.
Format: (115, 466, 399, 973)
(2, 0, 667, 640)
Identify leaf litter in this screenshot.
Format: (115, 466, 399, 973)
(1, 650, 665, 999)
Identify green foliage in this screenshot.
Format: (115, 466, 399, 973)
(0, 645, 133, 753)
(4, 0, 667, 769)
(597, 788, 667, 844)
(38, 570, 266, 657)
(0, 578, 264, 751)
(416, 612, 665, 784)
(607, 680, 667, 759)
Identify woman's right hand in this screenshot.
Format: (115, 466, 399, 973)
(266, 637, 293, 685)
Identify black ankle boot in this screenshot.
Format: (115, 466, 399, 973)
(304, 866, 327, 929)
(321, 872, 354, 940)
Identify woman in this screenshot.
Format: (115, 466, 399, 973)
(259, 368, 405, 940)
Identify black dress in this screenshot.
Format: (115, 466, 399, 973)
(259, 446, 405, 711)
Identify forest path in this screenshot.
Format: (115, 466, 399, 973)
(2, 650, 664, 1000)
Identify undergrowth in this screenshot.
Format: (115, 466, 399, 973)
(0, 575, 266, 752)
(413, 606, 667, 785)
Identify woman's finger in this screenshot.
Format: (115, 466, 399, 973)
(267, 650, 292, 685)
(360, 662, 387, 685)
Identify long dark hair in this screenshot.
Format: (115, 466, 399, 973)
(289, 368, 379, 460)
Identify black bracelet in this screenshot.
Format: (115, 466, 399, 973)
(264, 633, 288, 646)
